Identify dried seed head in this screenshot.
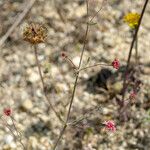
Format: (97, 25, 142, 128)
(23, 23, 47, 44)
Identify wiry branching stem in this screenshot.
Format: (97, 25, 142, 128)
(135, 34, 138, 65)
(53, 0, 107, 149)
(33, 45, 64, 123)
(89, 0, 107, 23)
(53, 1, 89, 149)
(121, 0, 149, 112)
(79, 63, 111, 72)
(10, 117, 26, 150)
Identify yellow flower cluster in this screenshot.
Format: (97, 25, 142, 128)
(124, 13, 140, 29)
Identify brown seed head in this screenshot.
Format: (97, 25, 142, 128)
(23, 23, 47, 44)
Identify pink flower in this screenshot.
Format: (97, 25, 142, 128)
(103, 120, 116, 132)
(3, 108, 12, 116)
(112, 59, 120, 70)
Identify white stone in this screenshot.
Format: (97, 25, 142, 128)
(72, 56, 80, 67)
(22, 99, 33, 111)
(4, 134, 14, 144)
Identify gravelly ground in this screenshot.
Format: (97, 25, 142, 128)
(0, 0, 150, 150)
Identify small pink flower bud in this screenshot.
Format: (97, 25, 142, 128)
(3, 108, 12, 116)
(112, 59, 120, 70)
(103, 120, 116, 132)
